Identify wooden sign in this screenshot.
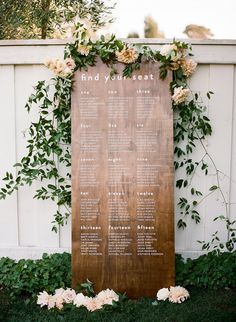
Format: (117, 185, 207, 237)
(72, 60, 174, 298)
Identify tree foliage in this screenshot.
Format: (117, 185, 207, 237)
(0, 0, 115, 39)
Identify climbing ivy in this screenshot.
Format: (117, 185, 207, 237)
(0, 25, 235, 250)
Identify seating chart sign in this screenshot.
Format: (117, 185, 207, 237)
(72, 60, 174, 298)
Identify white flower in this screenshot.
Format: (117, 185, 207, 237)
(37, 291, 50, 307)
(62, 288, 77, 303)
(73, 293, 89, 308)
(181, 58, 197, 77)
(160, 44, 177, 57)
(169, 286, 190, 303)
(156, 288, 170, 301)
(171, 86, 190, 105)
(96, 289, 119, 305)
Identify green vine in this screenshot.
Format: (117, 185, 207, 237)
(0, 23, 235, 250)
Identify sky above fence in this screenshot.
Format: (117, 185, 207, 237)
(108, 0, 236, 39)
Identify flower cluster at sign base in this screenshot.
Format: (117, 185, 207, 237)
(37, 288, 119, 311)
(156, 286, 190, 303)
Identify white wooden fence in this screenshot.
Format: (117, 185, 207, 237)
(0, 39, 236, 260)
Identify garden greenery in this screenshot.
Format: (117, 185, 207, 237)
(0, 21, 235, 251)
(0, 252, 235, 298)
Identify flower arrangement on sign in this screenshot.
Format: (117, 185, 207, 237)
(1, 18, 235, 251)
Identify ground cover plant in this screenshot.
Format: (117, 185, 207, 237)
(0, 287, 236, 322)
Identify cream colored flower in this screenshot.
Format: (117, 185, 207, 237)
(181, 58, 197, 77)
(77, 44, 91, 56)
(172, 86, 190, 105)
(170, 60, 182, 71)
(47, 295, 56, 309)
(85, 297, 101, 311)
(73, 293, 90, 308)
(156, 288, 170, 301)
(116, 47, 139, 64)
(96, 289, 119, 305)
(62, 288, 77, 303)
(44, 58, 54, 69)
(44, 57, 75, 78)
(37, 291, 50, 307)
(160, 44, 177, 57)
(169, 286, 190, 303)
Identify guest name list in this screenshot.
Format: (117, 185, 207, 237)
(72, 60, 175, 298)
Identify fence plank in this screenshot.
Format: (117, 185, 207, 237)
(14, 65, 59, 248)
(0, 65, 18, 246)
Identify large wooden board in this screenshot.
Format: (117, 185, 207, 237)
(72, 60, 174, 298)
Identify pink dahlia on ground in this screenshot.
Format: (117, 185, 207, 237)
(37, 291, 50, 307)
(96, 288, 119, 305)
(169, 286, 190, 303)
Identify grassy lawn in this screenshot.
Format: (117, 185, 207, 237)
(0, 288, 236, 322)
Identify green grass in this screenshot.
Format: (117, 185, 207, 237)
(0, 288, 236, 322)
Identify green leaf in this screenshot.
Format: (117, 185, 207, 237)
(209, 185, 218, 191)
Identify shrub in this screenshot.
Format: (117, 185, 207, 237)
(176, 251, 236, 289)
(0, 251, 235, 297)
(0, 252, 71, 297)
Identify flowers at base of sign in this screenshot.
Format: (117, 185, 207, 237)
(156, 286, 190, 304)
(37, 288, 119, 311)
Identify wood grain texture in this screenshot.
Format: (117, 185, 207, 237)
(72, 60, 174, 298)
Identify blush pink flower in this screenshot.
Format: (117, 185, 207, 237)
(169, 286, 190, 303)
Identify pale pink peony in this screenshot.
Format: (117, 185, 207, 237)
(116, 47, 139, 64)
(96, 288, 119, 305)
(181, 58, 197, 77)
(62, 288, 77, 303)
(85, 297, 102, 312)
(171, 86, 190, 105)
(169, 286, 190, 303)
(156, 288, 170, 301)
(54, 295, 64, 310)
(37, 291, 50, 307)
(47, 295, 56, 309)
